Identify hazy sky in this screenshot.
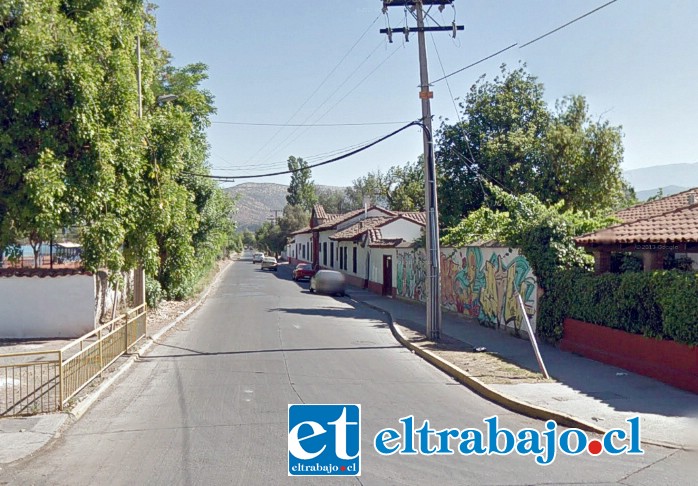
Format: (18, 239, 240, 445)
(154, 0, 697, 188)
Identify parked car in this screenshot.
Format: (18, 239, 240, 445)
(292, 263, 315, 281)
(261, 256, 278, 271)
(252, 252, 264, 263)
(309, 270, 346, 296)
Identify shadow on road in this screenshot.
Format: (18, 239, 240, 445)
(143, 342, 400, 360)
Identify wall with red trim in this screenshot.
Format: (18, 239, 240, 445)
(560, 318, 698, 394)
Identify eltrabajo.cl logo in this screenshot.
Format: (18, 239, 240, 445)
(288, 404, 361, 476)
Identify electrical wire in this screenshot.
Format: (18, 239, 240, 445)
(210, 120, 412, 127)
(432, 0, 619, 84)
(430, 43, 518, 84)
(241, 15, 381, 164)
(520, 0, 619, 49)
(210, 133, 389, 171)
(253, 38, 388, 165)
(186, 120, 420, 181)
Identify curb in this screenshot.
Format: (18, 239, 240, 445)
(348, 293, 686, 451)
(70, 259, 235, 420)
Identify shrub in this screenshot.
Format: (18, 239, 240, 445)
(539, 269, 698, 345)
(146, 275, 163, 309)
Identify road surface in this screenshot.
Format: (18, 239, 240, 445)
(3, 254, 695, 485)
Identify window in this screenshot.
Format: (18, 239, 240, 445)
(339, 246, 343, 270)
(323, 242, 327, 266)
(352, 247, 357, 274)
(302, 244, 306, 260)
(330, 242, 334, 267)
(344, 248, 349, 271)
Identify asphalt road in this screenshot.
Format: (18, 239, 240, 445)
(3, 253, 695, 485)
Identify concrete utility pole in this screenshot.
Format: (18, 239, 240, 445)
(269, 209, 282, 225)
(380, 0, 463, 341)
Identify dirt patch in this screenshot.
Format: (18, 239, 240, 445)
(395, 322, 551, 385)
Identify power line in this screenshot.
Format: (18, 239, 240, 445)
(431, 0, 620, 85)
(430, 43, 518, 84)
(210, 133, 389, 171)
(520, 0, 619, 49)
(253, 39, 387, 165)
(186, 120, 420, 181)
(210, 120, 412, 127)
(280, 43, 405, 151)
(241, 15, 381, 164)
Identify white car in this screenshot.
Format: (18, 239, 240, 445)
(261, 256, 278, 271)
(252, 252, 264, 263)
(309, 270, 346, 296)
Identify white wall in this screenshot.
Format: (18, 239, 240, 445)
(367, 248, 395, 286)
(0, 275, 96, 339)
(292, 233, 312, 262)
(379, 218, 422, 241)
(334, 208, 392, 231)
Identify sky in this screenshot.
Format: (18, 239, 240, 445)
(154, 0, 698, 188)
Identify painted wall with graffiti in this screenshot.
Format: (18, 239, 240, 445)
(396, 246, 538, 332)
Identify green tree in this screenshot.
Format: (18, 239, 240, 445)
(286, 156, 317, 211)
(443, 182, 616, 290)
(316, 187, 350, 214)
(385, 159, 424, 212)
(436, 64, 630, 226)
(345, 171, 389, 209)
(254, 221, 285, 255)
(241, 229, 256, 247)
(278, 205, 309, 236)
(0, 1, 237, 301)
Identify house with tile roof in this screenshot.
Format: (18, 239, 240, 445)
(285, 204, 426, 294)
(576, 188, 698, 272)
(329, 214, 426, 292)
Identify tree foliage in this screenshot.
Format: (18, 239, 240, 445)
(442, 182, 616, 290)
(286, 156, 317, 211)
(345, 160, 424, 212)
(436, 64, 631, 226)
(0, 1, 236, 299)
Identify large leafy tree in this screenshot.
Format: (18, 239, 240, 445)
(0, 0, 148, 271)
(0, 1, 236, 301)
(385, 159, 424, 212)
(436, 64, 630, 226)
(286, 156, 317, 211)
(316, 187, 350, 214)
(345, 171, 389, 209)
(442, 182, 617, 290)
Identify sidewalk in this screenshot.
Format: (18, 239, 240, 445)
(347, 287, 698, 449)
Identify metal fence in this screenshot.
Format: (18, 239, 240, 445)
(0, 304, 146, 417)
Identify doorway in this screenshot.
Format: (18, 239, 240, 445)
(382, 255, 392, 296)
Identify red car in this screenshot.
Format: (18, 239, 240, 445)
(292, 263, 315, 281)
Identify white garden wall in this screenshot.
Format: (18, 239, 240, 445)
(0, 275, 95, 339)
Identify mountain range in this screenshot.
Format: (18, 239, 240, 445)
(225, 164, 697, 230)
(623, 162, 698, 200)
(225, 183, 345, 231)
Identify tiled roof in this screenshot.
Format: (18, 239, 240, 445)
(290, 225, 312, 235)
(329, 217, 392, 241)
(397, 211, 427, 226)
(615, 188, 698, 223)
(313, 204, 328, 221)
(0, 268, 92, 278)
(314, 206, 395, 231)
(576, 204, 698, 245)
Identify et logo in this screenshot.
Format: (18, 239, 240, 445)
(288, 404, 361, 477)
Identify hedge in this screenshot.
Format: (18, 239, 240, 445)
(538, 269, 698, 346)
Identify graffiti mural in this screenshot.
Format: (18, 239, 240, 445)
(396, 250, 426, 302)
(396, 246, 538, 332)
